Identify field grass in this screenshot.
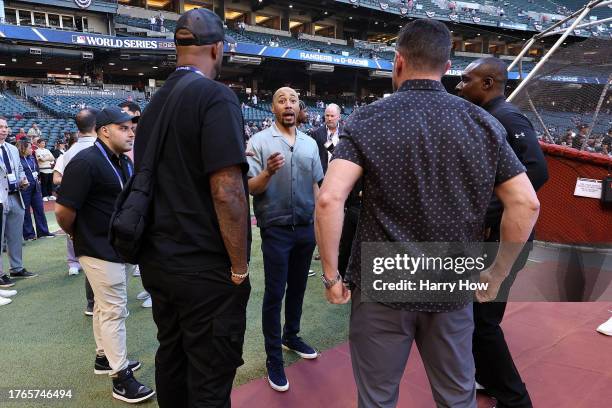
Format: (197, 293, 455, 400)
(0, 214, 350, 407)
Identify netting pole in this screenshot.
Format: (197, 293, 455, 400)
(507, 4, 594, 103)
(581, 73, 612, 150)
(526, 93, 554, 143)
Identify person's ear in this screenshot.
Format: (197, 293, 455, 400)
(482, 76, 494, 90)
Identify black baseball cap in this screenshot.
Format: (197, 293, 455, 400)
(95, 107, 136, 131)
(174, 8, 235, 46)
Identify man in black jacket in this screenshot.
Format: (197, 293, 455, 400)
(457, 57, 549, 408)
(310, 103, 342, 175)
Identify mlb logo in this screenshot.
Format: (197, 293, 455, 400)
(72, 35, 86, 45)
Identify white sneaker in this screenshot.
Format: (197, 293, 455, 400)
(308, 269, 316, 277)
(68, 267, 80, 276)
(132, 266, 141, 277)
(475, 381, 485, 390)
(0, 289, 17, 297)
(42, 197, 49, 202)
(142, 297, 152, 308)
(49, 196, 56, 201)
(596, 317, 612, 336)
(0, 296, 12, 306)
(136, 291, 150, 301)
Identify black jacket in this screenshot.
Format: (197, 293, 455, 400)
(310, 124, 342, 175)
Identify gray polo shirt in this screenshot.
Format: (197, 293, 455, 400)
(247, 124, 323, 228)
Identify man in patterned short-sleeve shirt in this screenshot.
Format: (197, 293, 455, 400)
(315, 19, 541, 408)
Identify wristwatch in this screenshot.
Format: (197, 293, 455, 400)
(321, 272, 342, 289)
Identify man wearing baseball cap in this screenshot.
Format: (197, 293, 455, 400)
(55, 107, 154, 403)
(134, 8, 250, 408)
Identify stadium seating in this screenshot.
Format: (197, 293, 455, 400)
(0, 91, 36, 116)
(5, 117, 77, 145)
(32, 96, 148, 118)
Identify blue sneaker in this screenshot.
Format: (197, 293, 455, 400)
(282, 337, 318, 359)
(266, 360, 289, 392)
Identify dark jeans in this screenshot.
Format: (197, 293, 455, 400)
(473, 232, 533, 408)
(22, 185, 50, 239)
(39, 172, 53, 198)
(141, 265, 250, 408)
(261, 224, 316, 364)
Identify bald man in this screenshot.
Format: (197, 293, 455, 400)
(457, 57, 548, 408)
(311, 103, 342, 174)
(247, 87, 324, 392)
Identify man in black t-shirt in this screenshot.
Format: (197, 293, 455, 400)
(55, 107, 154, 404)
(134, 9, 250, 408)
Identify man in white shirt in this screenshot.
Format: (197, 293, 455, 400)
(27, 123, 42, 138)
(53, 108, 98, 315)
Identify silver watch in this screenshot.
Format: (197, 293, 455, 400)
(321, 272, 342, 289)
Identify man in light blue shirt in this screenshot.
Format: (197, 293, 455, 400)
(247, 87, 323, 393)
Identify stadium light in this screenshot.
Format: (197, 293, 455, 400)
(0, 63, 5, 66)
(289, 4, 293, 8)
(108, 62, 115, 65)
(35, 61, 42, 65)
(65, 68, 71, 71)
(122, 67, 128, 71)
(153, 66, 158, 69)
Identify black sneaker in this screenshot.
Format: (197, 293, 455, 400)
(282, 337, 318, 359)
(112, 368, 155, 403)
(84, 304, 93, 316)
(10, 269, 38, 279)
(95, 355, 141, 375)
(38, 233, 56, 239)
(0, 274, 16, 288)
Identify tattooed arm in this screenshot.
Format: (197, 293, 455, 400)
(210, 165, 249, 285)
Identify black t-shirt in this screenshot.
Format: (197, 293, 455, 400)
(134, 69, 250, 276)
(57, 141, 132, 263)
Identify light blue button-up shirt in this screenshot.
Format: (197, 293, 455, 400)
(247, 124, 324, 228)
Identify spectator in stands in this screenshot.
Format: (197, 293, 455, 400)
(17, 140, 54, 241)
(15, 128, 27, 141)
(572, 124, 589, 149)
(13, 112, 23, 120)
(457, 57, 548, 408)
(247, 87, 322, 392)
(601, 128, 612, 152)
(35, 139, 55, 201)
(55, 107, 149, 402)
(0, 116, 37, 283)
(160, 14, 165, 32)
(150, 16, 156, 31)
(252, 93, 258, 105)
(27, 123, 42, 139)
(238, 20, 246, 35)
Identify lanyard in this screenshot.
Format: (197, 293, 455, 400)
(24, 156, 35, 174)
(175, 66, 206, 78)
(95, 141, 132, 189)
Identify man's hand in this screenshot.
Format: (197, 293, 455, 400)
(325, 281, 351, 304)
(265, 152, 284, 176)
(475, 267, 507, 303)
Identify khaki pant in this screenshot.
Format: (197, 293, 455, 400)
(80, 256, 137, 376)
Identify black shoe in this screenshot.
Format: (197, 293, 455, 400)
(84, 304, 93, 316)
(38, 233, 56, 239)
(112, 368, 155, 403)
(10, 269, 38, 279)
(0, 275, 16, 288)
(95, 355, 141, 375)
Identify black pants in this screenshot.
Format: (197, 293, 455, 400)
(338, 206, 360, 278)
(39, 172, 53, 198)
(141, 265, 251, 408)
(473, 238, 533, 408)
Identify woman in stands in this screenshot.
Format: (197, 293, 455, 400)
(17, 141, 54, 241)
